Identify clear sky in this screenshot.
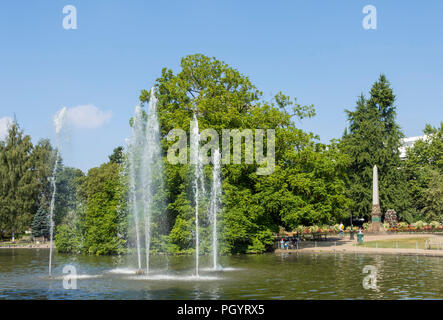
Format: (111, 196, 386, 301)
(1, 0, 442, 172)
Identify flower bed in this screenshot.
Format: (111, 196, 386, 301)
(388, 225, 443, 233)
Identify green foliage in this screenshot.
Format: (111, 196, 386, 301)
(54, 224, 83, 254)
(341, 75, 409, 220)
(79, 162, 127, 255)
(31, 206, 50, 239)
(54, 166, 84, 226)
(404, 123, 443, 223)
(32, 139, 56, 211)
(430, 221, 441, 229)
(139, 54, 351, 254)
(0, 122, 38, 239)
(5, 57, 440, 257)
(109, 146, 124, 164)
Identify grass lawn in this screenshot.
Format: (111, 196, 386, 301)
(0, 241, 32, 247)
(355, 237, 430, 250)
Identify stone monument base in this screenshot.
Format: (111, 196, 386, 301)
(366, 204, 387, 234)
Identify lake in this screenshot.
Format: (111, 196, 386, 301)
(0, 249, 442, 299)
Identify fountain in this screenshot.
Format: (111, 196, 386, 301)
(128, 106, 144, 272)
(49, 107, 67, 276)
(125, 97, 224, 279)
(190, 114, 206, 277)
(127, 88, 163, 275)
(209, 149, 221, 270)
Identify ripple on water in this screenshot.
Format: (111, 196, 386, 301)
(126, 274, 221, 281)
(107, 268, 138, 275)
(47, 274, 102, 280)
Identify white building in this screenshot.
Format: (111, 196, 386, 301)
(399, 135, 428, 159)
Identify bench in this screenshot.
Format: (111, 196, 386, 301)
(312, 232, 327, 241)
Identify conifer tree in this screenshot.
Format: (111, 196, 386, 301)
(0, 122, 38, 241)
(341, 75, 409, 220)
(31, 206, 50, 239)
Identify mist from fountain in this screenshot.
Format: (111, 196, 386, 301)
(141, 88, 163, 273)
(190, 114, 206, 277)
(209, 149, 221, 270)
(127, 88, 163, 274)
(49, 107, 67, 276)
(128, 105, 144, 271)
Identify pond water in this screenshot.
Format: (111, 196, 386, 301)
(0, 249, 442, 299)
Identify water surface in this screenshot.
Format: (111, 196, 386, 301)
(0, 249, 442, 299)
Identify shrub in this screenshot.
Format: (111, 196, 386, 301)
(55, 224, 83, 254)
(295, 225, 305, 234)
(309, 225, 319, 233)
(413, 220, 426, 229)
(430, 221, 441, 229)
(398, 222, 409, 229)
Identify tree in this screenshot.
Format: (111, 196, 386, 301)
(0, 122, 38, 241)
(422, 169, 443, 222)
(31, 206, 50, 239)
(54, 166, 84, 226)
(31, 139, 56, 211)
(109, 146, 124, 164)
(140, 54, 350, 253)
(404, 123, 443, 222)
(75, 162, 126, 255)
(341, 75, 409, 221)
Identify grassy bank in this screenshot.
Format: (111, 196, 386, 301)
(355, 237, 430, 250)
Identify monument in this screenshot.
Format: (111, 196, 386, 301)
(367, 165, 386, 233)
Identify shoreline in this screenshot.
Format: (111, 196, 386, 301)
(275, 233, 443, 257)
(0, 243, 51, 249)
(275, 246, 443, 257)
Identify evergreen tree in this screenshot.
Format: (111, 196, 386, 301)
(341, 75, 409, 220)
(31, 206, 50, 239)
(0, 122, 38, 241)
(31, 139, 56, 214)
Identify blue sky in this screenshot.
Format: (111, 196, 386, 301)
(1, 0, 442, 172)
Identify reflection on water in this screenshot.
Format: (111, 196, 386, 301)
(0, 249, 442, 300)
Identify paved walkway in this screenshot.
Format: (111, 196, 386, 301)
(275, 233, 443, 257)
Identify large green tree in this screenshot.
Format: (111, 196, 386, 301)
(341, 75, 409, 221)
(73, 162, 125, 255)
(140, 54, 350, 253)
(404, 123, 443, 222)
(0, 122, 38, 241)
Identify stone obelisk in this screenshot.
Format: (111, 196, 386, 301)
(368, 165, 385, 233)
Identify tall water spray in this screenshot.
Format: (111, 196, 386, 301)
(141, 88, 162, 273)
(128, 106, 144, 271)
(127, 88, 163, 274)
(49, 107, 67, 276)
(209, 149, 221, 270)
(190, 114, 207, 277)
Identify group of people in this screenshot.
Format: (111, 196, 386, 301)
(339, 222, 364, 236)
(280, 236, 299, 250)
(279, 223, 364, 250)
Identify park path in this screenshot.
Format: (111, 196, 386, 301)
(276, 233, 443, 257)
